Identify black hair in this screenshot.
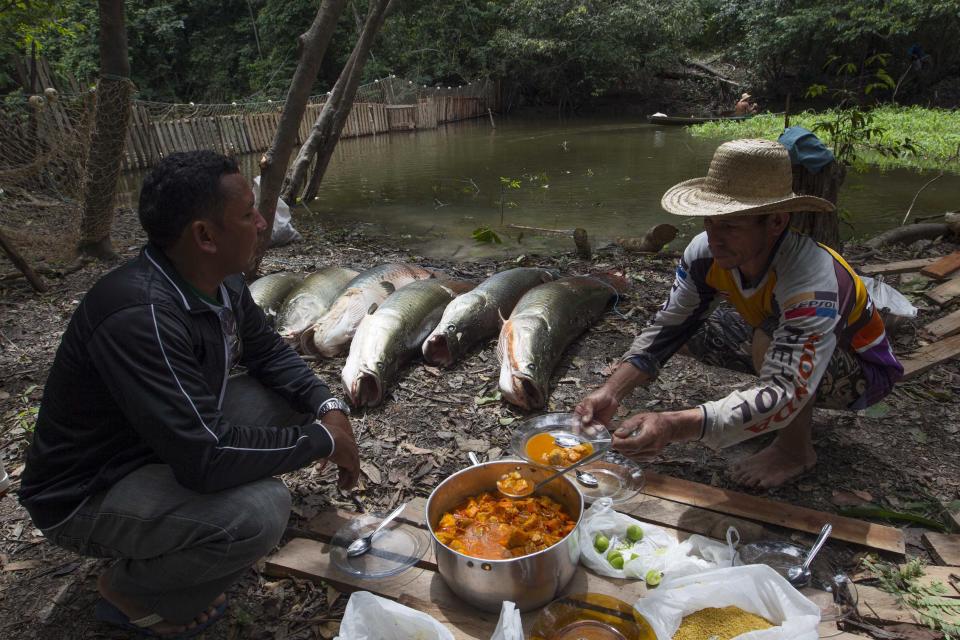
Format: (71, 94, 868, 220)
(138, 151, 240, 248)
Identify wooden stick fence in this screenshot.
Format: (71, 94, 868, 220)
(119, 92, 495, 171)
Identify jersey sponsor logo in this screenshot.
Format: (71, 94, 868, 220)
(785, 306, 837, 319)
(742, 332, 821, 434)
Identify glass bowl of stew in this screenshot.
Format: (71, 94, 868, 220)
(510, 413, 612, 470)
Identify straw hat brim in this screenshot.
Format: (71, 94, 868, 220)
(661, 177, 836, 217)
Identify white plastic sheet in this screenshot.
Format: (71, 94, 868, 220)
(578, 498, 735, 580)
(335, 592, 454, 640)
(633, 564, 821, 640)
(252, 175, 302, 247)
(335, 592, 524, 640)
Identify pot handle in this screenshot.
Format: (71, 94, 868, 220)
(467, 452, 482, 466)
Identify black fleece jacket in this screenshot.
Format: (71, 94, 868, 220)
(19, 245, 334, 529)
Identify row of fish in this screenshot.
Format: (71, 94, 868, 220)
(249, 264, 627, 410)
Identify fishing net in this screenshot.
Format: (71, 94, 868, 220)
(0, 71, 498, 269)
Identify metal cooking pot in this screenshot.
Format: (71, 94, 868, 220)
(425, 459, 583, 612)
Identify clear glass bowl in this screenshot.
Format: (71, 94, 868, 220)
(572, 450, 645, 505)
(509, 412, 612, 470)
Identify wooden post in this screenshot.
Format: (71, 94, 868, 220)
(790, 161, 845, 248)
(487, 108, 496, 129)
(0, 229, 47, 292)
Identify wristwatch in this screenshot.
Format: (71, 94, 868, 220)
(317, 397, 351, 418)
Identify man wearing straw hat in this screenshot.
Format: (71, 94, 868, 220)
(734, 93, 757, 116)
(577, 139, 903, 488)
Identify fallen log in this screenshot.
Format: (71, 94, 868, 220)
(864, 222, 955, 249)
(0, 227, 47, 292)
(615, 223, 678, 253)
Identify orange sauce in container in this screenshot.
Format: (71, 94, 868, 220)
(433, 492, 576, 560)
(526, 432, 593, 467)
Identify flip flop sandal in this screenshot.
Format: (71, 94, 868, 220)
(94, 597, 228, 639)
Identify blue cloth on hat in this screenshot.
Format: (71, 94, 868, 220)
(778, 126, 835, 174)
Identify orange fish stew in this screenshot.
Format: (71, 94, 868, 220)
(434, 492, 576, 560)
(525, 432, 593, 466)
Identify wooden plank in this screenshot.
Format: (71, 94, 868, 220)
(856, 584, 960, 627)
(899, 333, 960, 379)
(925, 308, 960, 339)
(926, 276, 960, 305)
(857, 258, 936, 277)
(907, 565, 960, 596)
(923, 532, 960, 565)
(643, 472, 905, 554)
(921, 251, 960, 279)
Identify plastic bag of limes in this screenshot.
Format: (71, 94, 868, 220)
(577, 497, 729, 583)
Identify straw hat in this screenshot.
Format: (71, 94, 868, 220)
(740, 92, 752, 100)
(661, 139, 835, 217)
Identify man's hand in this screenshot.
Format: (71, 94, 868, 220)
(574, 387, 620, 427)
(611, 409, 703, 459)
(575, 362, 650, 427)
(321, 411, 360, 490)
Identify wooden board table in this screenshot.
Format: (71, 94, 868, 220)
(266, 496, 859, 639)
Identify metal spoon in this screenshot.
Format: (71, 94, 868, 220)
(498, 447, 608, 498)
(346, 502, 407, 557)
(787, 523, 832, 586)
(552, 435, 600, 488)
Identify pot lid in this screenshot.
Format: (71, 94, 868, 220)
(330, 513, 428, 579)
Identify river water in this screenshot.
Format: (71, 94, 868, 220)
(119, 115, 960, 259)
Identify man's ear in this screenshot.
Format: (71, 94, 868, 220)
(770, 212, 791, 235)
(189, 218, 218, 255)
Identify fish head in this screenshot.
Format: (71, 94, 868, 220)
(497, 316, 550, 410)
(342, 356, 387, 408)
(422, 295, 484, 367)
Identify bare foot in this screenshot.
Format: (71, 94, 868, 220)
(730, 440, 817, 489)
(97, 573, 225, 635)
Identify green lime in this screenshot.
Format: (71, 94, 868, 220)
(609, 553, 625, 570)
(594, 533, 610, 553)
(626, 524, 644, 542)
(645, 569, 663, 587)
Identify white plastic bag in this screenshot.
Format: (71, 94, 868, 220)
(335, 591, 454, 640)
(633, 565, 821, 640)
(252, 175, 302, 247)
(861, 275, 917, 324)
(490, 601, 523, 640)
(578, 498, 735, 581)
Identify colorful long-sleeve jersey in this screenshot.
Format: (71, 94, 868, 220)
(623, 231, 903, 449)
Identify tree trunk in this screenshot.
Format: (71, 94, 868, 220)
(250, 0, 348, 278)
(790, 161, 845, 249)
(282, 0, 393, 205)
(78, 0, 132, 260)
(0, 228, 47, 292)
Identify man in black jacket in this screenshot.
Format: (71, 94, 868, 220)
(19, 151, 359, 638)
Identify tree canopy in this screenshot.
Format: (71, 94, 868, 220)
(3, 0, 958, 107)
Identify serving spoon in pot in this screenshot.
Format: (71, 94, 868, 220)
(497, 447, 609, 498)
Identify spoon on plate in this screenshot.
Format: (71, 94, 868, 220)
(552, 435, 600, 488)
(787, 523, 832, 587)
(497, 447, 608, 498)
(346, 502, 407, 557)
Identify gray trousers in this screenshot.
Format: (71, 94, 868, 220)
(41, 375, 313, 624)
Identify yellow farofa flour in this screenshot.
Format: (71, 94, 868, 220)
(672, 605, 774, 640)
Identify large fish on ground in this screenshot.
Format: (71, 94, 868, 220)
(342, 279, 475, 408)
(303, 263, 436, 357)
(275, 267, 358, 344)
(498, 273, 628, 410)
(422, 267, 556, 367)
(248, 272, 304, 326)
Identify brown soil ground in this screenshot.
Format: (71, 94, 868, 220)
(1, 202, 958, 639)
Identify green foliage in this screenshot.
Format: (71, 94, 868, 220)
(860, 555, 960, 638)
(690, 107, 960, 173)
(472, 226, 502, 244)
(498, 175, 521, 223)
